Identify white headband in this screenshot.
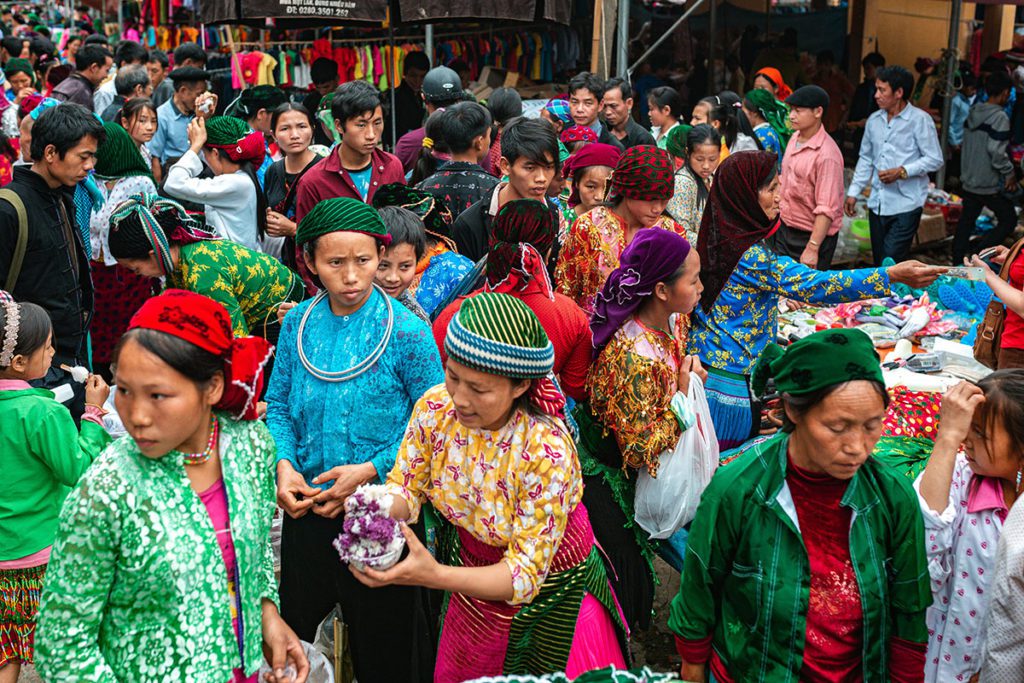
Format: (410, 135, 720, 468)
(0, 300, 20, 367)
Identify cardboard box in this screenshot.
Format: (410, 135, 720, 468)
(915, 210, 947, 246)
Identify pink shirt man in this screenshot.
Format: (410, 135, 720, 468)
(779, 124, 845, 236)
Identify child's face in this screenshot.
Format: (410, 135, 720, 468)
(376, 242, 419, 299)
(5, 331, 55, 381)
(963, 407, 1022, 483)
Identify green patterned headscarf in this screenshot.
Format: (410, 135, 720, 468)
(664, 123, 693, 160)
(3, 58, 33, 83)
(297, 197, 392, 247)
(204, 115, 250, 146)
(752, 328, 884, 397)
(95, 122, 153, 180)
(744, 88, 792, 147)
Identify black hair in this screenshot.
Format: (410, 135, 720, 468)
(410, 109, 448, 186)
(108, 204, 177, 260)
(270, 102, 314, 132)
(699, 96, 739, 149)
(757, 167, 778, 192)
(862, 51, 886, 69)
(975, 369, 1024, 461)
(30, 103, 106, 162)
(83, 34, 109, 48)
(780, 381, 890, 432)
(603, 76, 633, 101)
(0, 302, 52, 368)
(113, 39, 147, 67)
(684, 124, 719, 205)
(74, 44, 111, 72)
(378, 206, 427, 261)
(114, 328, 222, 386)
(500, 117, 559, 173)
(985, 70, 1012, 98)
(876, 65, 915, 101)
(114, 63, 149, 97)
(1, 37, 24, 58)
(119, 97, 157, 133)
(487, 87, 523, 126)
(717, 90, 760, 147)
(173, 42, 206, 67)
(30, 36, 55, 59)
(439, 101, 491, 154)
(568, 71, 606, 101)
(404, 50, 430, 73)
(648, 86, 684, 119)
(147, 49, 169, 69)
(331, 80, 382, 127)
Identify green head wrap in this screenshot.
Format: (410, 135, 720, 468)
(751, 328, 884, 398)
(744, 88, 792, 146)
(204, 115, 251, 146)
(95, 122, 152, 180)
(4, 58, 33, 82)
(297, 197, 392, 247)
(664, 123, 693, 160)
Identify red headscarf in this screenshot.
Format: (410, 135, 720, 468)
(754, 67, 793, 100)
(206, 130, 267, 168)
(564, 142, 622, 207)
(560, 124, 598, 146)
(697, 151, 780, 313)
(608, 145, 675, 202)
(127, 290, 272, 420)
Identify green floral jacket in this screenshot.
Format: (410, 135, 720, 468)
(36, 416, 279, 682)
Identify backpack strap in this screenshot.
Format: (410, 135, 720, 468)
(997, 236, 1024, 282)
(0, 189, 28, 293)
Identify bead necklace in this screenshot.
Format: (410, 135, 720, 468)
(180, 414, 219, 466)
(296, 284, 394, 383)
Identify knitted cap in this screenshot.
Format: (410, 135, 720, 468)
(205, 115, 250, 146)
(3, 58, 33, 80)
(444, 292, 554, 380)
(95, 122, 152, 180)
(297, 197, 392, 247)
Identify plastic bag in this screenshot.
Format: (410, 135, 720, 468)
(634, 375, 719, 540)
(257, 640, 335, 683)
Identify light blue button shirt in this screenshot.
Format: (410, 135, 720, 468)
(149, 98, 192, 163)
(847, 102, 943, 217)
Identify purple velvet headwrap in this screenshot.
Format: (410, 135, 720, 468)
(590, 228, 692, 358)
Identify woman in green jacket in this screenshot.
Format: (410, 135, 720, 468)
(669, 328, 931, 683)
(35, 290, 309, 683)
(0, 298, 110, 683)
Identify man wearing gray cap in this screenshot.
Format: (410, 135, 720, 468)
(770, 84, 846, 270)
(394, 65, 465, 173)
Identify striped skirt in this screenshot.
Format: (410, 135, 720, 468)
(704, 367, 756, 451)
(0, 563, 46, 666)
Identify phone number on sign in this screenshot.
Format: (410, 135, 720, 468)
(281, 0, 356, 14)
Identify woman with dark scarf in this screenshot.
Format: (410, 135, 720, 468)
(574, 228, 703, 630)
(690, 151, 945, 450)
(556, 145, 686, 315)
(372, 183, 474, 319)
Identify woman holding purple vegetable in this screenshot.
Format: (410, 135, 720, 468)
(351, 292, 628, 683)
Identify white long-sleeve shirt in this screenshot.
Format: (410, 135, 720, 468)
(163, 150, 260, 252)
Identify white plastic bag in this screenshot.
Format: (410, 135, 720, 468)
(634, 374, 719, 539)
(258, 640, 334, 683)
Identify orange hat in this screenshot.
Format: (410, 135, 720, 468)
(754, 67, 793, 100)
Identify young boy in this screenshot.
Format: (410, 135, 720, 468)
(451, 117, 560, 261)
(376, 205, 430, 323)
(295, 80, 405, 224)
(955, 70, 1017, 264)
(416, 101, 498, 221)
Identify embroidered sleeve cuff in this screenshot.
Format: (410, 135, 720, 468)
(675, 634, 712, 663)
(82, 404, 107, 427)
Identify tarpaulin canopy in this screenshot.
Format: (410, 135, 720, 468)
(199, 0, 571, 26)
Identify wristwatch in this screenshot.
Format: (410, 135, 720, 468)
(898, 167, 908, 180)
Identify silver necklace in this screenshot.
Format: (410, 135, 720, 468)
(296, 284, 394, 382)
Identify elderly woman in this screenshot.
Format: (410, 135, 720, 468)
(266, 198, 443, 683)
(690, 151, 944, 449)
(670, 328, 931, 682)
(575, 228, 704, 630)
(355, 292, 627, 682)
(556, 145, 685, 315)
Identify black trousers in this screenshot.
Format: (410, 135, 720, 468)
(953, 191, 1019, 265)
(769, 222, 839, 270)
(279, 512, 436, 683)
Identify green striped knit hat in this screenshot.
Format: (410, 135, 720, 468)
(95, 122, 153, 180)
(445, 292, 554, 379)
(297, 197, 392, 247)
(204, 115, 250, 145)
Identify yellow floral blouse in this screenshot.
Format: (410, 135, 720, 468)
(587, 316, 689, 476)
(170, 241, 303, 337)
(385, 384, 583, 605)
(554, 206, 684, 315)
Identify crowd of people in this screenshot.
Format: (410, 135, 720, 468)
(3, 9, 1024, 683)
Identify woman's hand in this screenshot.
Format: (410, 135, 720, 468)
(84, 374, 110, 406)
(277, 301, 298, 325)
(886, 260, 947, 289)
(349, 523, 440, 589)
(187, 116, 207, 153)
(938, 381, 986, 446)
(195, 92, 218, 120)
(14, 86, 35, 104)
(261, 600, 310, 683)
(266, 209, 297, 238)
(678, 355, 706, 395)
(310, 462, 377, 518)
(980, 245, 1010, 266)
(276, 460, 321, 519)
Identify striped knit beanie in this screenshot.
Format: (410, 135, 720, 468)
(297, 197, 392, 247)
(445, 292, 554, 380)
(95, 122, 152, 180)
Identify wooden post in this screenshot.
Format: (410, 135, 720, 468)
(591, 0, 602, 74)
(981, 3, 1015, 62)
(847, 0, 879, 83)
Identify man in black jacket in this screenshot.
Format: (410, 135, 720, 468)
(568, 72, 624, 150)
(602, 77, 657, 150)
(0, 103, 104, 417)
